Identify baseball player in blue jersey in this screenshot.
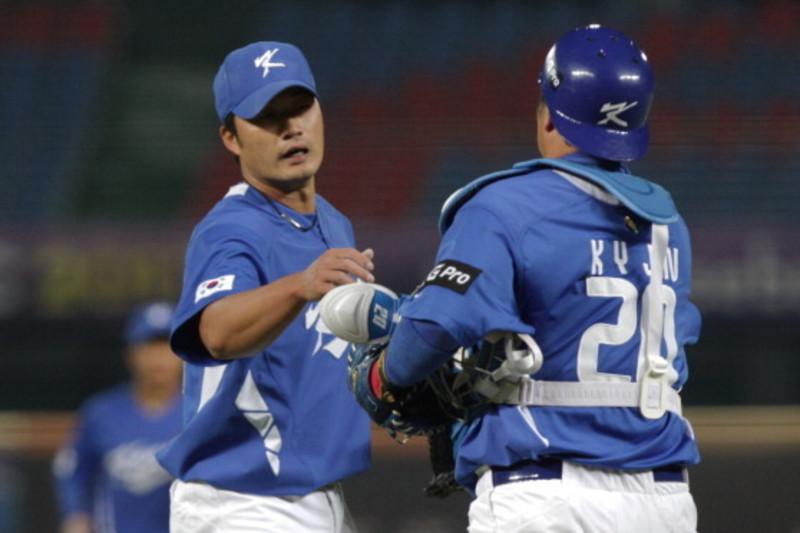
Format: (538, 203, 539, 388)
(52, 301, 182, 533)
(155, 42, 375, 532)
(323, 25, 701, 532)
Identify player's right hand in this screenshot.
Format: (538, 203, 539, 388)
(299, 247, 375, 301)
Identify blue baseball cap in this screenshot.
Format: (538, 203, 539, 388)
(124, 301, 175, 346)
(213, 41, 318, 122)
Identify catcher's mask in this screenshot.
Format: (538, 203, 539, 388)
(426, 331, 544, 422)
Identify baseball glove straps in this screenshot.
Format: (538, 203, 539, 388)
(320, 282, 400, 344)
(347, 343, 398, 427)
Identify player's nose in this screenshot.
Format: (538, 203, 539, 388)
(279, 116, 306, 138)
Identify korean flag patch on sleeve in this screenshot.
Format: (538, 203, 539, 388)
(195, 275, 235, 303)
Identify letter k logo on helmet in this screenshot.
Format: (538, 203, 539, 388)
(597, 101, 639, 127)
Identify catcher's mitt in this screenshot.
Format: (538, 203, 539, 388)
(347, 343, 466, 499)
(348, 332, 543, 499)
(347, 342, 454, 438)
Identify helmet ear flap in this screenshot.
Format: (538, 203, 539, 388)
(538, 25, 654, 161)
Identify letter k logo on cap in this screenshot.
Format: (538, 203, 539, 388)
(254, 48, 286, 77)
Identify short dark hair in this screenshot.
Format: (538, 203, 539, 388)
(222, 113, 240, 165)
(223, 112, 237, 135)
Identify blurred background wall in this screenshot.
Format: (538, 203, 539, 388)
(0, 0, 798, 531)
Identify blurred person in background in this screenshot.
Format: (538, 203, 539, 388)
(52, 301, 182, 533)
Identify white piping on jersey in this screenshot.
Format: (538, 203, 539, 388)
(198, 365, 227, 412)
(235, 370, 283, 476)
(555, 169, 620, 206)
(516, 405, 550, 447)
(224, 182, 250, 197)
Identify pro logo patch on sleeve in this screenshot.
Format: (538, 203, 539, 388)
(421, 260, 482, 294)
(195, 275, 235, 303)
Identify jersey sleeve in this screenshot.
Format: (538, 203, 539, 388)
(170, 221, 267, 365)
(400, 200, 535, 347)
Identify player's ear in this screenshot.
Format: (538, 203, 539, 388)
(220, 125, 241, 156)
(538, 104, 556, 133)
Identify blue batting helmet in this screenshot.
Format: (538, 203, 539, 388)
(539, 25, 654, 161)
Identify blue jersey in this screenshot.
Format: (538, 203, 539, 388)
(397, 153, 701, 490)
(157, 183, 371, 496)
(53, 384, 182, 533)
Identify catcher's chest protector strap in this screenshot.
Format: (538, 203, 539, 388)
(471, 331, 682, 418)
(500, 378, 682, 416)
(438, 158, 678, 234)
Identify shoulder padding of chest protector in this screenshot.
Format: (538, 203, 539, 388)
(438, 158, 678, 234)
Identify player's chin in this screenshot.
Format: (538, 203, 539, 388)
(268, 171, 316, 192)
(286, 159, 321, 182)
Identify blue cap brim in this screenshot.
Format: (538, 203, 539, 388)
(232, 81, 318, 120)
(124, 302, 174, 346)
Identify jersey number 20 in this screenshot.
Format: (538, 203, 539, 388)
(577, 276, 678, 384)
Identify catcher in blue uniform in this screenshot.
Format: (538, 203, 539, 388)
(322, 25, 701, 532)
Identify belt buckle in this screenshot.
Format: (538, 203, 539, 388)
(491, 458, 563, 486)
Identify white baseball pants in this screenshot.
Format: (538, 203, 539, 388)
(169, 479, 358, 532)
(468, 461, 697, 533)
